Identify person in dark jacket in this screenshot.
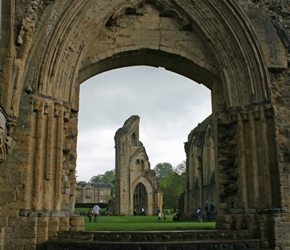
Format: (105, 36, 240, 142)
(205, 200, 215, 222)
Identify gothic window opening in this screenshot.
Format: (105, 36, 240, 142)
(131, 133, 137, 146)
(133, 183, 147, 215)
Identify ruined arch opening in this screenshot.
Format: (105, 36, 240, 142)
(76, 65, 213, 218)
(133, 182, 148, 215)
(76, 66, 212, 183)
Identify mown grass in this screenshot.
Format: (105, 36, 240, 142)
(85, 216, 215, 231)
(75, 209, 216, 231)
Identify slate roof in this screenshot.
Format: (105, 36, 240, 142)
(78, 183, 111, 189)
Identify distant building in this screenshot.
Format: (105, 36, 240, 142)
(76, 182, 111, 204)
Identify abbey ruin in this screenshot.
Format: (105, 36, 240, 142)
(183, 116, 215, 218)
(1, 0, 290, 249)
(114, 116, 163, 216)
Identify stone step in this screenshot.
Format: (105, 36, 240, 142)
(45, 230, 271, 249)
(56, 230, 252, 242)
(46, 238, 270, 250)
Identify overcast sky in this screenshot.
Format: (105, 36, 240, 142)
(76, 66, 212, 182)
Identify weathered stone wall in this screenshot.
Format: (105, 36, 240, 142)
(184, 116, 216, 219)
(0, 94, 83, 249)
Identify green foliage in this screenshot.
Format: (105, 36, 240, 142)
(90, 170, 115, 198)
(160, 172, 186, 208)
(154, 161, 186, 208)
(154, 162, 173, 180)
(90, 170, 115, 183)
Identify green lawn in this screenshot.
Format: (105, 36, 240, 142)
(81, 214, 216, 231)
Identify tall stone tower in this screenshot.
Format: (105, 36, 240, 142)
(114, 116, 162, 216)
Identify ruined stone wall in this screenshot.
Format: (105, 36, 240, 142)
(0, 94, 83, 249)
(186, 91, 283, 244)
(234, 2, 290, 247)
(184, 116, 216, 218)
(114, 116, 162, 216)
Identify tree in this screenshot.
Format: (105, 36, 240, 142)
(90, 169, 115, 198)
(160, 172, 186, 208)
(77, 181, 87, 186)
(173, 160, 186, 175)
(157, 161, 187, 208)
(154, 162, 173, 180)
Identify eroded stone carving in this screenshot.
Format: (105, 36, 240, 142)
(106, 0, 190, 30)
(0, 110, 16, 162)
(16, 0, 53, 44)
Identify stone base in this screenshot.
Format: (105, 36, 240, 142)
(216, 211, 290, 249)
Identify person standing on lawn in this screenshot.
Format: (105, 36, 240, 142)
(205, 200, 215, 222)
(87, 209, 93, 222)
(93, 204, 101, 223)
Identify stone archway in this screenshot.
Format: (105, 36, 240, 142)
(133, 183, 148, 215)
(1, 0, 290, 249)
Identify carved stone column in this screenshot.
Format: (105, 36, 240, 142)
(54, 103, 64, 211)
(215, 103, 280, 242)
(32, 98, 45, 210)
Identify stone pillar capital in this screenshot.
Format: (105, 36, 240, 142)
(54, 103, 64, 117)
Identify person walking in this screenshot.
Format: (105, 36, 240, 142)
(93, 204, 101, 223)
(205, 200, 215, 222)
(196, 207, 203, 222)
(158, 211, 161, 221)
